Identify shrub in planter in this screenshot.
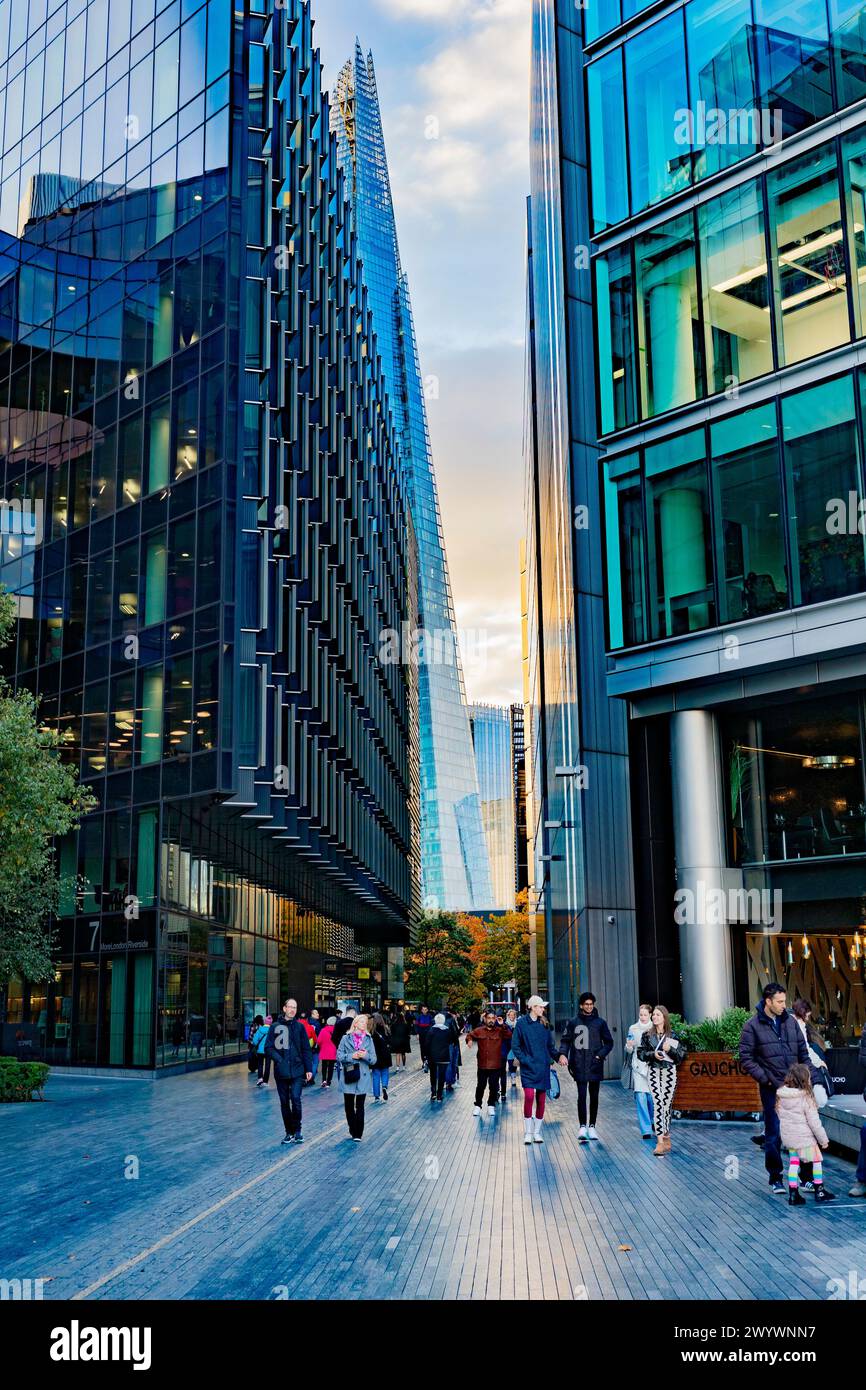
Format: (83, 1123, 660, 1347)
(0, 1058, 50, 1101)
(669, 1007, 750, 1055)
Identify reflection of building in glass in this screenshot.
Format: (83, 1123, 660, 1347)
(0, 0, 418, 1069)
(511, 703, 529, 898)
(469, 704, 517, 912)
(527, 0, 866, 1048)
(330, 43, 492, 913)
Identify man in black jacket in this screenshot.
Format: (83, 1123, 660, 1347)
(849, 1026, 866, 1198)
(739, 982, 809, 1192)
(558, 992, 614, 1141)
(264, 998, 313, 1145)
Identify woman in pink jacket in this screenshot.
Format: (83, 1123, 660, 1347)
(317, 1016, 338, 1088)
(777, 1064, 835, 1206)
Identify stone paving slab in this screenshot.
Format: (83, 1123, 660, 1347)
(1, 1063, 864, 1300)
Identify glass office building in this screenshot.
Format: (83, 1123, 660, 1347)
(530, 0, 866, 1048)
(329, 43, 493, 914)
(469, 703, 517, 911)
(0, 0, 419, 1069)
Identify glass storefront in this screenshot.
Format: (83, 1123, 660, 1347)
(745, 930, 865, 1045)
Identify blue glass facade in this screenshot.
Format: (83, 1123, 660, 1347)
(329, 44, 492, 913)
(0, 0, 419, 1068)
(534, 0, 866, 1035)
(469, 704, 516, 912)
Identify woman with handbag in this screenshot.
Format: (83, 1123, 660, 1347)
(624, 1003, 655, 1139)
(511, 996, 563, 1144)
(637, 1005, 688, 1155)
(337, 1013, 377, 1141)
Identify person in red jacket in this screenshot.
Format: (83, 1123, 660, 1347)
(316, 1017, 338, 1087)
(466, 1010, 512, 1117)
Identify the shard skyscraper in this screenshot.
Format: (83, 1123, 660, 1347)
(330, 43, 493, 912)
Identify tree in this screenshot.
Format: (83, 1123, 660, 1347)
(405, 911, 474, 1009)
(0, 588, 95, 999)
(463, 892, 534, 1002)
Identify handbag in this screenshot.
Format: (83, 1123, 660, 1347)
(342, 1062, 361, 1085)
(548, 1066, 561, 1100)
(620, 1052, 635, 1091)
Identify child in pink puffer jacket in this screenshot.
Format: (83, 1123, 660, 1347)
(776, 1064, 834, 1206)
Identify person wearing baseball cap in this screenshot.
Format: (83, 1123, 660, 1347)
(510, 997, 563, 1144)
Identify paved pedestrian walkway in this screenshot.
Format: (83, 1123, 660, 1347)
(1, 1061, 863, 1300)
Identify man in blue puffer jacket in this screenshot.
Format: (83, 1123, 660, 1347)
(739, 982, 809, 1193)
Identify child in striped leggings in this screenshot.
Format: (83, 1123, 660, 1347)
(776, 1064, 835, 1206)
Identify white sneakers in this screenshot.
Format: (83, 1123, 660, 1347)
(524, 1119, 533, 1144)
(578, 1125, 588, 1142)
(578, 1125, 600, 1141)
(472, 1104, 482, 1117)
(587, 1126, 599, 1141)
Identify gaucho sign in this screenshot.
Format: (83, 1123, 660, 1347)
(674, 1052, 761, 1112)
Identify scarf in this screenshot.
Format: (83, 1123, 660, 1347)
(350, 1031, 367, 1051)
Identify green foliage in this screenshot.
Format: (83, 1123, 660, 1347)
(0, 1058, 50, 1102)
(406, 911, 474, 1008)
(668, 1007, 751, 1054)
(0, 586, 95, 987)
(467, 900, 532, 1001)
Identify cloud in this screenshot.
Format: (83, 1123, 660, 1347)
(374, 0, 466, 17)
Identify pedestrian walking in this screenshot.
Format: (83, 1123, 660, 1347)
(636, 1005, 688, 1155)
(264, 999, 313, 1145)
(371, 1013, 392, 1101)
(317, 1016, 338, 1087)
(503, 1007, 519, 1093)
(511, 997, 562, 1144)
(625, 1003, 655, 1138)
(390, 1009, 410, 1070)
(559, 992, 614, 1141)
(739, 982, 810, 1194)
(337, 1013, 377, 1141)
(298, 1013, 318, 1087)
(466, 1009, 511, 1117)
(444, 1008, 462, 1089)
(426, 1013, 454, 1102)
(776, 1063, 835, 1205)
(253, 1014, 272, 1087)
(331, 1007, 356, 1081)
(416, 1004, 434, 1072)
(848, 1024, 866, 1199)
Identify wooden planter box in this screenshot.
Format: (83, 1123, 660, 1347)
(673, 1052, 761, 1113)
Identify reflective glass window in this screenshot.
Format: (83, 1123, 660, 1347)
(603, 453, 646, 648)
(687, 0, 759, 181)
(699, 180, 773, 396)
(754, 0, 832, 139)
(646, 427, 715, 639)
(635, 212, 703, 417)
(595, 243, 637, 434)
(768, 143, 849, 367)
(625, 12, 691, 213)
(830, 0, 866, 108)
(587, 50, 628, 234)
(841, 126, 866, 338)
(710, 403, 788, 623)
(782, 375, 866, 606)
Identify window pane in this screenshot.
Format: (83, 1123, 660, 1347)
(587, 51, 628, 233)
(595, 244, 637, 433)
(841, 126, 866, 338)
(604, 455, 645, 647)
(699, 180, 773, 395)
(687, 0, 759, 181)
(635, 212, 703, 417)
(625, 12, 691, 212)
(754, 0, 832, 138)
(646, 428, 715, 638)
(584, 0, 621, 44)
(783, 375, 866, 606)
(768, 143, 849, 366)
(830, 0, 866, 108)
(710, 403, 789, 623)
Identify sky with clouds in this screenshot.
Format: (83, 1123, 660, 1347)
(311, 0, 531, 706)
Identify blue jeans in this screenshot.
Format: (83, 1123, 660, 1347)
(856, 1123, 866, 1184)
(310, 1052, 319, 1079)
(761, 1084, 783, 1182)
(634, 1089, 654, 1135)
(372, 1067, 390, 1097)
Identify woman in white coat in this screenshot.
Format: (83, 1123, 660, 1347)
(625, 1003, 655, 1139)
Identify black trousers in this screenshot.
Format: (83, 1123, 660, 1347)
(276, 1074, 304, 1135)
(256, 1053, 271, 1082)
(344, 1093, 367, 1137)
(321, 1059, 335, 1084)
(429, 1062, 446, 1098)
(576, 1079, 601, 1126)
(475, 1067, 499, 1107)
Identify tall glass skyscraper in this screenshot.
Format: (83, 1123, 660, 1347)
(527, 0, 866, 1050)
(329, 42, 492, 913)
(0, 0, 418, 1069)
(469, 703, 517, 912)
